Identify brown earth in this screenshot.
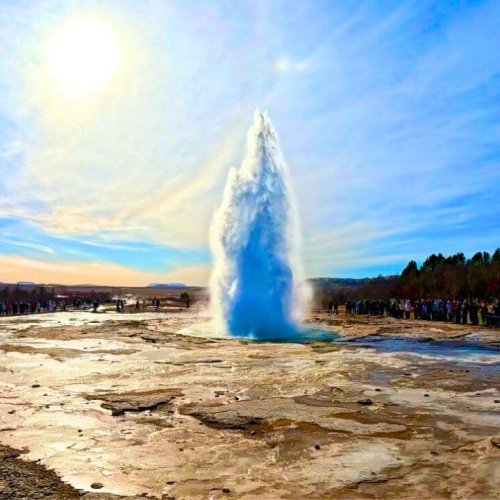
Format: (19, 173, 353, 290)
(0, 310, 498, 499)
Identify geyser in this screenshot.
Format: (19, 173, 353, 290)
(210, 110, 305, 340)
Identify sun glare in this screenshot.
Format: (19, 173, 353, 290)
(47, 18, 122, 98)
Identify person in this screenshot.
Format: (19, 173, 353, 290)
(455, 301, 462, 324)
(328, 300, 333, 315)
(484, 302, 493, 327)
(461, 300, 469, 324)
(404, 299, 411, 319)
(494, 299, 500, 327)
(398, 300, 404, 319)
(155, 298, 160, 311)
(469, 300, 479, 325)
(415, 299, 422, 319)
(390, 301, 397, 317)
(135, 300, 140, 311)
(334, 302, 339, 314)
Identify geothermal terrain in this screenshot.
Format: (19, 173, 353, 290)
(0, 306, 499, 499)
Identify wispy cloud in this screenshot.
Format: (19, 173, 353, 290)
(0, 0, 498, 283)
(0, 239, 54, 255)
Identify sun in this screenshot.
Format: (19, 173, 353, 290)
(47, 18, 122, 98)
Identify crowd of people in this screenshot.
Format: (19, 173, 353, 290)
(0, 299, 66, 315)
(1, 292, 191, 317)
(0, 296, 108, 316)
(343, 298, 500, 327)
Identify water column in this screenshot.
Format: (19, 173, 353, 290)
(210, 110, 305, 339)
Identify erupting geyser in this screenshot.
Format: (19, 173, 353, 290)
(210, 110, 306, 340)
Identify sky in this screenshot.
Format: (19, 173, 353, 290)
(0, 0, 499, 286)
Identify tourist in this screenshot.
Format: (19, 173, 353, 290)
(341, 297, 499, 327)
(404, 299, 411, 319)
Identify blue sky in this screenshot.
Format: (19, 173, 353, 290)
(0, 0, 499, 285)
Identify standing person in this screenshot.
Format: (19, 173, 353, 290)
(334, 302, 339, 315)
(494, 299, 500, 327)
(483, 302, 492, 327)
(155, 299, 160, 312)
(469, 300, 479, 325)
(404, 299, 411, 319)
(398, 300, 404, 319)
(455, 301, 462, 324)
(461, 300, 469, 325)
(432, 299, 439, 321)
(328, 300, 333, 315)
(391, 301, 397, 318)
(446, 300, 453, 323)
(478, 301, 485, 325)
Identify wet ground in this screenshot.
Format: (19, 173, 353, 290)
(0, 309, 499, 499)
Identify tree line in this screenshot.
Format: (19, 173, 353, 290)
(312, 248, 500, 306)
(399, 248, 500, 300)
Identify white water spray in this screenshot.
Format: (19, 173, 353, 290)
(210, 110, 307, 340)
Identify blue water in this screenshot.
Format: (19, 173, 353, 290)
(253, 327, 339, 343)
(340, 335, 500, 358)
(252, 327, 500, 362)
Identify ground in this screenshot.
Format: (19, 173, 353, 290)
(0, 308, 498, 499)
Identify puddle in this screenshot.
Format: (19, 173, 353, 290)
(175, 323, 499, 365)
(338, 335, 500, 364)
(183, 325, 499, 365)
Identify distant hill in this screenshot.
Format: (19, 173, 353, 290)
(308, 277, 396, 290)
(309, 277, 370, 287)
(308, 276, 399, 305)
(148, 283, 187, 289)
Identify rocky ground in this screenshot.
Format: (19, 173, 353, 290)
(0, 310, 498, 499)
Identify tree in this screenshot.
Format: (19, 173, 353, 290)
(469, 251, 491, 266)
(492, 248, 500, 263)
(402, 260, 418, 277)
